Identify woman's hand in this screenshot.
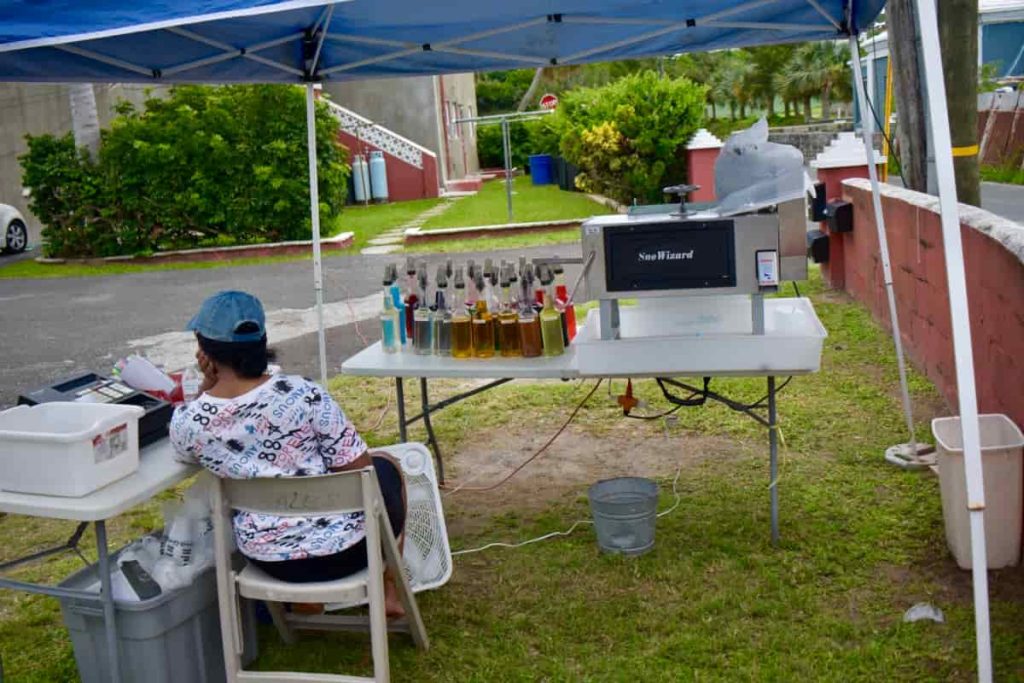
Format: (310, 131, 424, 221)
(196, 349, 218, 394)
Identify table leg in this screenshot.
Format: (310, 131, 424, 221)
(395, 377, 408, 443)
(419, 378, 445, 484)
(768, 376, 779, 546)
(94, 521, 122, 683)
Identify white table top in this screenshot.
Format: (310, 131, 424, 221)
(342, 345, 578, 379)
(0, 440, 198, 522)
(341, 298, 826, 380)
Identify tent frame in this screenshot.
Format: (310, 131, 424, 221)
(0, 1, 996, 679)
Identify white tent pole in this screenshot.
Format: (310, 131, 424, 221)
(912, 0, 993, 680)
(306, 82, 328, 387)
(847, 36, 918, 451)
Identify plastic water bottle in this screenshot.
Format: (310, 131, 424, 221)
(182, 365, 202, 403)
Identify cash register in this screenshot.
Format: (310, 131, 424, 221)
(18, 372, 174, 447)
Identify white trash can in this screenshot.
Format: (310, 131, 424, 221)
(932, 414, 1024, 569)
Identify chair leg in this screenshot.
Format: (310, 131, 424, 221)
(267, 602, 297, 645)
(380, 511, 429, 651)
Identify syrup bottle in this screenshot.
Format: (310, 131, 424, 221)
(402, 257, 418, 342)
(539, 266, 565, 356)
(553, 263, 577, 343)
(471, 273, 495, 358)
(498, 268, 521, 357)
(413, 268, 432, 355)
(379, 266, 400, 353)
(518, 268, 543, 358)
(451, 269, 473, 359)
(387, 264, 407, 346)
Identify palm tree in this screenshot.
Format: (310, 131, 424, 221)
(780, 42, 851, 121)
(68, 84, 100, 160)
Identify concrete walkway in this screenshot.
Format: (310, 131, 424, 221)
(360, 197, 462, 255)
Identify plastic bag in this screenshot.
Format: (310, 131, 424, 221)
(713, 118, 811, 216)
(152, 478, 216, 591)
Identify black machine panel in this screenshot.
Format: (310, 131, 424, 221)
(603, 219, 737, 292)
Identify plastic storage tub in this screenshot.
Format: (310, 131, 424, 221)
(574, 297, 827, 377)
(0, 403, 142, 497)
(933, 414, 1024, 569)
(59, 552, 257, 683)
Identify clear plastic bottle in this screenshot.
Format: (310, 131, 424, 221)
(413, 268, 432, 355)
(433, 268, 451, 356)
(403, 257, 418, 342)
(181, 365, 202, 403)
(379, 267, 400, 353)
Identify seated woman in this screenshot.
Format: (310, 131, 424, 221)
(169, 290, 406, 617)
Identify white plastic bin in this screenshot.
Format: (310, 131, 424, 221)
(933, 414, 1024, 569)
(0, 403, 143, 497)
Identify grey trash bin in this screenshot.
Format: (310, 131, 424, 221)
(58, 548, 257, 683)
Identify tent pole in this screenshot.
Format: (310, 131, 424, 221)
(306, 83, 328, 387)
(847, 37, 920, 458)
(912, 1, 993, 680)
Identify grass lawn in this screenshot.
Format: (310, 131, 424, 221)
(421, 176, 614, 230)
(980, 164, 1024, 186)
(333, 197, 443, 248)
(404, 227, 581, 254)
(2, 269, 1023, 680)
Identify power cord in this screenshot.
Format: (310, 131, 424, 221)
(451, 459, 685, 557)
(441, 379, 604, 495)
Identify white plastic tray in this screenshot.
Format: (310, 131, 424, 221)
(573, 297, 827, 377)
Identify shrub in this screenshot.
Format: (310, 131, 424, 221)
(476, 118, 551, 171)
(20, 85, 349, 258)
(555, 71, 706, 204)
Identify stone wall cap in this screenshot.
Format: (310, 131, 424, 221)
(687, 128, 724, 150)
(810, 131, 886, 169)
(843, 177, 1024, 266)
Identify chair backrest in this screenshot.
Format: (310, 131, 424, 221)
(220, 468, 375, 516)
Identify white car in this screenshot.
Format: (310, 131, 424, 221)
(0, 204, 28, 254)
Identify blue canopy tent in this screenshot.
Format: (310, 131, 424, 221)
(0, 2, 996, 681)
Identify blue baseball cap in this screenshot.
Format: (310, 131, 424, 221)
(186, 291, 266, 343)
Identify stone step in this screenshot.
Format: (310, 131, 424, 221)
(367, 235, 404, 246)
(361, 244, 403, 255)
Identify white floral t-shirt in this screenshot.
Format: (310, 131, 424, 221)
(169, 374, 368, 562)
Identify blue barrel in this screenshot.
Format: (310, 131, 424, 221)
(369, 150, 389, 202)
(529, 154, 554, 185)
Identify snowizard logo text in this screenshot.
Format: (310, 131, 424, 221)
(637, 249, 695, 262)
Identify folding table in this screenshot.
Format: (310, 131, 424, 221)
(0, 440, 198, 683)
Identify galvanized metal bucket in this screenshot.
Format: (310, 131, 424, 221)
(588, 477, 659, 556)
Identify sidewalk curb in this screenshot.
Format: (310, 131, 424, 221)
(36, 232, 354, 266)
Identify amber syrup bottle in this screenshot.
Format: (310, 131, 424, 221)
(518, 268, 543, 358)
(451, 270, 472, 359)
(471, 274, 495, 358)
(498, 268, 521, 357)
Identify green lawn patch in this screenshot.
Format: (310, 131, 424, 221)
(421, 176, 614, 231)
(2, 268, 1022, 680)
(980, 164, 1024, 186)
(332, 197, 443, 248)
(403, 227, 581, 254)
(0, 251, 344, 280)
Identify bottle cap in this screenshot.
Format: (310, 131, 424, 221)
(405, 256, 416, 275)
(445, 258, 453, 278)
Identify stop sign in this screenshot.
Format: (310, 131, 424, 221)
(539, 93, 558, 110)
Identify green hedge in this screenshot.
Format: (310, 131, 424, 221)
(20, 85, 349, 258)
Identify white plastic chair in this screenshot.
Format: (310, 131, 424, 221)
(212, 465, 429, 683)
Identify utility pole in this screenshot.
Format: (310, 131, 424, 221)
(939, 0, 981, 206)
(887, 0, 928, 191)
(888, 0, 981, 204)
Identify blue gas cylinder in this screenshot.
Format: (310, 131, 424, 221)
(369, 150, 389, 202)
